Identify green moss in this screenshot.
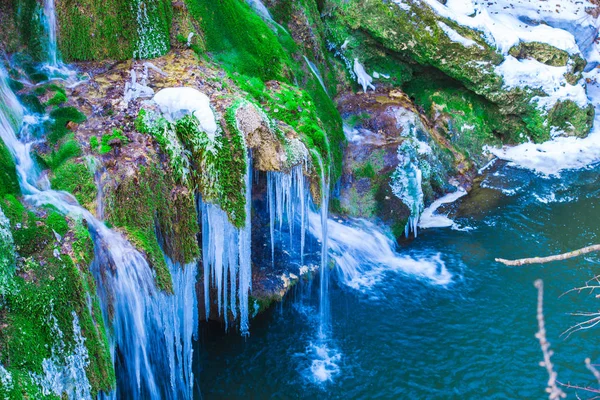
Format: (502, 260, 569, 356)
(354, 162, 376, 179)
(404, 72, 521, 160)
(106, 165, 200, 293)
(14, 0, 46, 60)
(46, 211, 69, 236)
(0, 138, 21, 198)
(0, 197, 114, 397)
(547, 100, 595, 138)
(56, 0, 171, 61)
(1, 195, 53, 257)
(40, 136, 82, 170)
(90, 135, 99, 150)
(51, 161, 96, 208)
(45, 90, 68, 106)
(185, 0, 292, 81)
(99, 128, 128, 154)
(508, 42, 569, 67)
(18, 93, 44, 114)
(234, 77, 344, 182)
(46, 106, 87, 144)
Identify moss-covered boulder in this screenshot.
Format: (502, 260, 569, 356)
(56, 0, 172, 61)
(336, 88, 465, 239)
(0, 197, 115, 398)
(322, 0, 593, 142)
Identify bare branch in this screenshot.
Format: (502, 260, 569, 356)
(496, 245, 600, 266)
(558, 381, 600, 394)
(586, 358, 600, 385)
(535, 279, 567, 399)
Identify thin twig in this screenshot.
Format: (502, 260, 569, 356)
(535, 279, 567, 399)
(496, 245, 600, 266)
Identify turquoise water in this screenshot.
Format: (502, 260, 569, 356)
(195, 162, 600, 399)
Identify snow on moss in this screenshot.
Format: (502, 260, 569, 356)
(495, 56, 588, 110)
(153, 87, 218, 139)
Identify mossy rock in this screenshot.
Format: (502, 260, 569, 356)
(105, 164, 200, 293)
(0, 138, 21, 198)
(56, 0, 171, 61)
(0, 197, 115, 397)
(508, 42, 569, 67)
(324, 0, 593, 144)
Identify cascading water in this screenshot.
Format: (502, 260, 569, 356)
(30, 313, 93, 398)
(199, 155, 253, 335)
(309, 214, 453, 291)
(43, 0, 58, 67)
(303, 56, 328, 95)
(0, 65, 198, 399)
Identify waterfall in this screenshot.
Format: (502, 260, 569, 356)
(316, 157, 330, 339)
(309, 215, 453, 290)
(0, 65, 198, 399)
(43, 0, 58, 67)
(200, 155, 253, 335)
(0, 205, 16, 295)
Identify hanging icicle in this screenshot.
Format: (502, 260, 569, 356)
(200, 154, 253, 335)
(266, 165, 310, 268)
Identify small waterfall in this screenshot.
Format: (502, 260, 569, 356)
(0, 65, 198, 398)
(303, 56, 328, 95)
(200, 155, 252, 334)
(0, 205, 16, 295)
(133, 0, 169, 59)
(309, 215, 453, 290)
(316, 157, 330, 339)
(245, 0, 275, 23)
(43, 0, 58, 67)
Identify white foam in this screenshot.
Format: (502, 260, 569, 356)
(309, 213, 453, 290)
(308, 343, 341, 383)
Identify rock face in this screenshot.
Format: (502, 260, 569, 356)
(337, 88, 468, 238)
(323, 0, 595, 142)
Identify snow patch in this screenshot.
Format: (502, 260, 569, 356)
(153, 87, 218, 139)
(437, 21, 482, 49)
(495, 56, 588, 110)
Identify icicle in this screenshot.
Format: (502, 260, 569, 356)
(239, 157, 252, 336)
(353, 58, 375, 93)
(268, 172, 275, 266)
(266, 165, 310, 265)
(200, 154, 252, 334)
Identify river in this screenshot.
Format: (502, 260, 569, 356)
(195, 161, 600, 399)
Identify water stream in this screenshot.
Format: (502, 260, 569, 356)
(0, 64, 197, 399)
